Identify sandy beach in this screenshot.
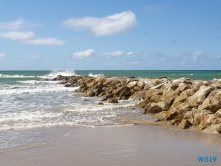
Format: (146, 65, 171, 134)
(0, 124, 221, 166)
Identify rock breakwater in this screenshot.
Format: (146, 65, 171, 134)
(52, 75, 221, 134)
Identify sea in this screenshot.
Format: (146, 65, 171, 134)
(1, 70, 221, 151)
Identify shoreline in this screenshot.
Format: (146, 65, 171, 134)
(53, 75, 221, 134)
(1, 125, 221, 166)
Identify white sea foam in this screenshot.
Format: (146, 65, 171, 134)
(17, 80, 60, 84)
(88, 73, 104, 77)
(0, 74, 34, 78)
(0, 111, 63, 123)
(0, 84, 78, 95)
(41, 70, 77, 79)
(0, 99, 138, 131)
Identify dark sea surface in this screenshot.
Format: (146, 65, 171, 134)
(75, 70, 221, 80)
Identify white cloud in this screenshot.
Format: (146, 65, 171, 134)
(103, 62, 119, 66)
(31, 55, 39, 59)
(0, 53, 4, 58)
(103, 51, 123, 57)
(22, 38, 66, 46)
(25, 55, 39, 60)
(126, 51, 136, 57)
(63, 11, 136, 36)
(0, 19, 41, 30)
(73, 49, 94, 59)
(130, 61, 139, 65)
(0, 19, 25, 30)
(127, 51, 134, 56)
(192, 51, 204, 59)
(0, 31, 34, 40)
(192, 51, 204, 56)
(0, 31, 65, 46)
(214, 55, 221, 59)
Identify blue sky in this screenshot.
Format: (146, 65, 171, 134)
(0, 0, 220, 70)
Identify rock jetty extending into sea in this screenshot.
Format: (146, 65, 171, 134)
(52, 75, 221, 134)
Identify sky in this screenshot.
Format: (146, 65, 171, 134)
(0, 0, 221, 70)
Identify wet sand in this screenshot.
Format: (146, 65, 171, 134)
(0, 125, 221, 166)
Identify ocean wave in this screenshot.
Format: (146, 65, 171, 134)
(0, 100, 138, 131)
(0, 85, 78, 95)
(17, 80, 60, 84)
(0, 109, 114, 131)
(88, 73, 104, 77)
(41, 70, 77, 79)
(0, 74, 35, 78)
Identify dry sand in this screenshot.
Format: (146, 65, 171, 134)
(0, 124, 221, 166)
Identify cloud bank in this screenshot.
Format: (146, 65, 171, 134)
(104, 51, 123, 57)
(0, 19, 41, 30)
(0, 19, 65, 46)
(22, 38, 66, 46)
(0, 31, 65, 46)
(0, 31, 34, 40)
(73, 49, 94, 59)
(63, 11, 136, 36)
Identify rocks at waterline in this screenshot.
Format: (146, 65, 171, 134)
(51, 75, 221, 134)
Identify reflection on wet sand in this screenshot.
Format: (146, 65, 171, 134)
(0, 125, 221, 166)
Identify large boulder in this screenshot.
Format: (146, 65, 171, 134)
(83, 89, 95, 97)
(133, 86, 142, 91)
(199, 90, 221, 113)
(188, 85, 214, 107)
(202, 124, 221, 134)
(127, 81, 137, 89)
(209, 79, 221, 89)
(144, 89, 163, 103)
(101, 92, 113, 101)
(176, 83, 191, 93)
(191, 80, 204, 92)
(162, 90, 177, 109)
(215, 109, 221, 117)
(164, 107, 180, 120)
(192, 109, 212, 126)
(145, 102, 165, 114)
(178, 119, 192, 129)
(113, 85, 128, 96)
(150, 82, 166, 90)
(137, 98, 150, 108)
(137, 80, 145, 89)
(167, 89, 194, 118)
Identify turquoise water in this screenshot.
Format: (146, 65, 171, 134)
(0, 70, 221, 83)
(1, 70, 221, 82)
(75, 70, 221, 80)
